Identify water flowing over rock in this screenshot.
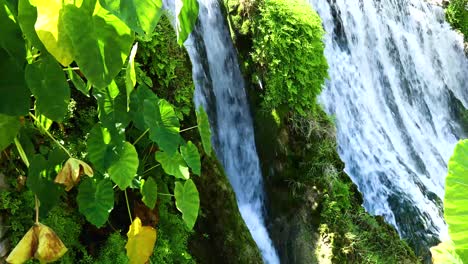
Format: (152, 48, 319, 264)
(309, 0, 468, 253)
(176, 0, 280, 262)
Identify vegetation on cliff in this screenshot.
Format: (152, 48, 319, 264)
(446, 0, 468, 41)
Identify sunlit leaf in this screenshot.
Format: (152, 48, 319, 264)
(62, 2, 134, 89)
(144, 98, 181, 154)
(0, 114, 20, 151)
(54, 158, 93, 191)
(77, 178, 114, 227)
(444, 139, 468, 261)
(141, 177, 157, 209)
(34, 0, 74, 65)
(431, 240, 463, 264)
(33, 111, 53, 133)
(196, 106, 212, 156)
(6, 223, 68, 264)
(176, 0, 199, 45)
(155, 150, 189, 180)
(125, 217, 157, 264)
(174, 179, 199, 229)
(108, 142, 139, 190)
(180, 141, 200, 175)
(87, 123, 125, 172)
(126, 42, 138, 111)
(26, 55, 70, 121)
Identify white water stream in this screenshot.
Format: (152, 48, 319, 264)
(181, 0, 280, 262)
(309, 0, 468, 250)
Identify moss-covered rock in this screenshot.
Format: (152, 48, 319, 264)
(189, 155, 263, 264)
(224, 0, 421, 262)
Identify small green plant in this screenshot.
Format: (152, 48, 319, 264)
(446, 0, 468, 41)
(252, 0, 328, 115)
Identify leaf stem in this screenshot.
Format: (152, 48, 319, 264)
(124, 189, 133, 224)
(35, 195, 39, 224)
(158, 193, 174, 197)
(180, 125, 198, 133)
(62, 67, 81, 71)
(133, 128, 149, 146)
(143, 164, 160, 174)
(29, 113, 73, 158)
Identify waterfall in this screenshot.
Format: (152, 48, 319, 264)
(179, 0, 280, 262)
(308, 0, 468, 252)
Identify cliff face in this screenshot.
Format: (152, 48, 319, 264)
(223, 0, 420, 262)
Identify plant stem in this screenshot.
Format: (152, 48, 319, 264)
(180, 125, 198, 133)
(133, 128, 150, 145)
(62, 67, 81, 71)
(124, 190, 133, 224)
(143, 164, 160, 174)
(158, 193, 174, 197)
(35, 195, 39, 224)
(29, 113, 73, 158)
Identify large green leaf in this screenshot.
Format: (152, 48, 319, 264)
(141, 177, 157, 209)
(17, 0, 43, 49)
(67, 69, 90, 96)
(445, 139, 468, 261)
(155, 150, 189, 180)
(129, 84, 158, 130)
(174, 179, 199, 229)
(180, 141, 200, 176)
(125, 43, 138, 111)
(0, 50, 29, 116)
(108, 142, 139, 189)
(62, 2, 134, 89)
(0, 0, 26, 64)
(99, 0, 163, 35)
(34, 0, 74, 65)
(431, 241, 463, 264)
(0, 114, 20, 151)
(196, 106, 212, 156)
(77, 178, 114, 228)
(177, 0, 199, 45)
(27, 151, 66, 216)
(26, 55, 70, 121)
(144, 98, 181, 154)
(87, 123, 125, 172)
(94, 81, 130, 127)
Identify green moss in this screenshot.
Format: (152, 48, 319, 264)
(95, 233, 129, 264)
(252, 0, 328, 115)
(446, 0, 468, 41)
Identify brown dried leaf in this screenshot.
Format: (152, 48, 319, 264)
(54, 158, 93, 191)
(6, 223, 67, 264)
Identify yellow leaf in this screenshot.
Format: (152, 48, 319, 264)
(125, 217, 157, 264)
(54, 158, 93, 191)
(6, 223, 68, 264)
(34, 0, 76, 66)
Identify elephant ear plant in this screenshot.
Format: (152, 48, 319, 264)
(431, 139, 468, 264)
(0, 0, 206, 263)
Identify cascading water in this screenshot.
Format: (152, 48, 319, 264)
(308, 0, 468, 252)
(174, 0, 280, 262)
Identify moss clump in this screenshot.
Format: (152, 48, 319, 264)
(446, 0, 468, 41)
(252, 0, 328, 115)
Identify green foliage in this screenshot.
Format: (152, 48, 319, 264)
(180, 141, 201, 176)
(156, 150, 190, 180)
(99, 0, 163, 36)
(196, 107, 212, 157)
(177, 0, 199, 45)
(442, 139, 468, 261)
(252, 0, 328, 115)
(151, 202, 195, 264)
(446, 0, 468, 41)
(174, 179, 200, 230)
(77, 178, 115, 227)
(0, 114, 20, 151)
(141, 177, 158, 209)
(95, 233, 129, 264)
